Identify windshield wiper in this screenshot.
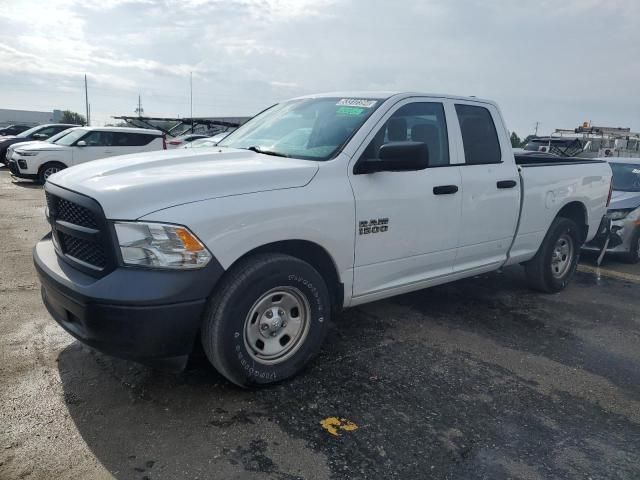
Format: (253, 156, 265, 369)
(246, 146, 290, 158)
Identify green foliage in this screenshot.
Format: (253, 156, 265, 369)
(510, 131, 522, 148)
(59, 110, 86, 126)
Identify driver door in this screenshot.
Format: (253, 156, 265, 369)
(349, 99, 462, 298)
(72, 131, 114, 165)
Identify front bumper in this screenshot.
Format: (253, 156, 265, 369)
(7, 159, 36, 179)
(583, 216, 637, 254)
(34, 235, 224, 369)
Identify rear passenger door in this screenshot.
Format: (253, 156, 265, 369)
(349, 99, 462, 298)
(452, 102, 520, 272)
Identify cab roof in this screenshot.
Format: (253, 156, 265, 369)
(294, 91, 496, 106)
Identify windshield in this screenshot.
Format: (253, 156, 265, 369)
(611, 163, 640, 192)
(16, 125, 46, 138)
(218, 97, 382, 160)
(48, 128, 78, 143)
(54, 129, 88, 146)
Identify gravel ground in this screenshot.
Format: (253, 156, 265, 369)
(1, 167, 639, 480)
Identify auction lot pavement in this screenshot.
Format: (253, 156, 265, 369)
(1, 167, 639, 480)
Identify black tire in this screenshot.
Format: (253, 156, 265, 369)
(622, 228, 640, 264)
(38, 162, 66, 184)
(525, 217, 581, 293)
(201, 253, 331, 388)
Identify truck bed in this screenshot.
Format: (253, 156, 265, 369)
(515, 152, 607, 167)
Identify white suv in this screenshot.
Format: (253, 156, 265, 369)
(9, 127, 165, 183)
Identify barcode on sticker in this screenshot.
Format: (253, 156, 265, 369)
(336, 99, 377, 108)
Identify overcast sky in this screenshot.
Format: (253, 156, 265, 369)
(0, 0, 638, 136)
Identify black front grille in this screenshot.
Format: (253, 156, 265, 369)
(45, 188, 112, 275)
(55, 196, 99, 229)
(8, 161, 19, 175)
(58, 231, 107, 268)
(45, 191, 54, 211)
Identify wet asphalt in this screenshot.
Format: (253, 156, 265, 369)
(1, 167, 639, 480)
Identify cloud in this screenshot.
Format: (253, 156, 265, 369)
(0, 0, 638, 134)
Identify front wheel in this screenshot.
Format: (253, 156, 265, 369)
(201, 253, 331, 387)
(38, 162, 66, 184)
(525, 217, 581, 293)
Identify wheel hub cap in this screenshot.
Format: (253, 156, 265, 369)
(551, 234, 574, 278)
(244, 287, 310, 365)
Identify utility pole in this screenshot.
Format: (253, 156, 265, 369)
(534, 121, 539, 137)
(84, 74, 90, 126)
(135, 94, 144, 117)
(190, 71, 194, 133)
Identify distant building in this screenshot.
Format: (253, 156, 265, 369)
(0, 108, 63, 127)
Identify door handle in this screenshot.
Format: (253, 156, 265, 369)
(433, 185, 459, 195)
(497, 180, 517, 189)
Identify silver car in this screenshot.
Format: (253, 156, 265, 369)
(584, 158, 640, 263)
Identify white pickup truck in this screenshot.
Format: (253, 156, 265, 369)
(34, 92, 612, 387)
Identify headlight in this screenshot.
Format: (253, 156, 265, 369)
(114, 222, 211, 269)
(17, 151, 37, 156)
(607, 209, 632, 221)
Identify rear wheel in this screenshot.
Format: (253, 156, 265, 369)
(201, 253, 331, 387)
(525, 217, 581, 293)
(38, 162, 66, 184)
(622, 229, 640, 264)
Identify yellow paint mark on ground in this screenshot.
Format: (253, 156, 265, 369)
(320, 417, 358, 436)
(578, 264, 640, 284)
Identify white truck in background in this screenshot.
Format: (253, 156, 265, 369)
(34, 92, 612, 387)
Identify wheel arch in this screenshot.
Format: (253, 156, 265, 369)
(556, 201, 588, 243)
(38, 160, 68, 175)
(227, 239, 344, 311)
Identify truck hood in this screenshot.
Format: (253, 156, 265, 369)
(609, 190, 640, 211)
(47, 147, 319, 219)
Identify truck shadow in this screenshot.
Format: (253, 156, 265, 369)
(10, 179, 42, 189)
(56, 266, 640, 479)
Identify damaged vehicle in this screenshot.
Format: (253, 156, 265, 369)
(584, 158, 640, 263)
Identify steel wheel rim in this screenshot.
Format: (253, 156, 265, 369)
(551, 233, 574, 278)
(243, 286, 310, 365)
(43, 167, 59, 180)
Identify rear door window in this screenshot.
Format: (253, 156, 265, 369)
(112, 132, 157, 146)
(455, 104, 502, 164)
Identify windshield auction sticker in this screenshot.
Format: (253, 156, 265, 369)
(336, 106, 365, 116)
(336, 98, 377, 108)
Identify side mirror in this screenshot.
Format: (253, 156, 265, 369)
(32, 133, 47, 140)
(76, 140, 87, 147)
(354, 141, 429, 175)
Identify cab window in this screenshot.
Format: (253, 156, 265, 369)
(455, 104, 502, 164)
(362, 102, 450, 167)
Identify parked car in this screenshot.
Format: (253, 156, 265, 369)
(9, 127, 164, 183)
(0, 124, 33, 136)
(0, 124, 79, 166)
(209, 131, 232, 144)
(583, 158, 640, 263)
(34, 92, 612, 387)
(5, 128, 80, 165)
(181, 137, 218, 149)
(166, 134, 209, 149)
